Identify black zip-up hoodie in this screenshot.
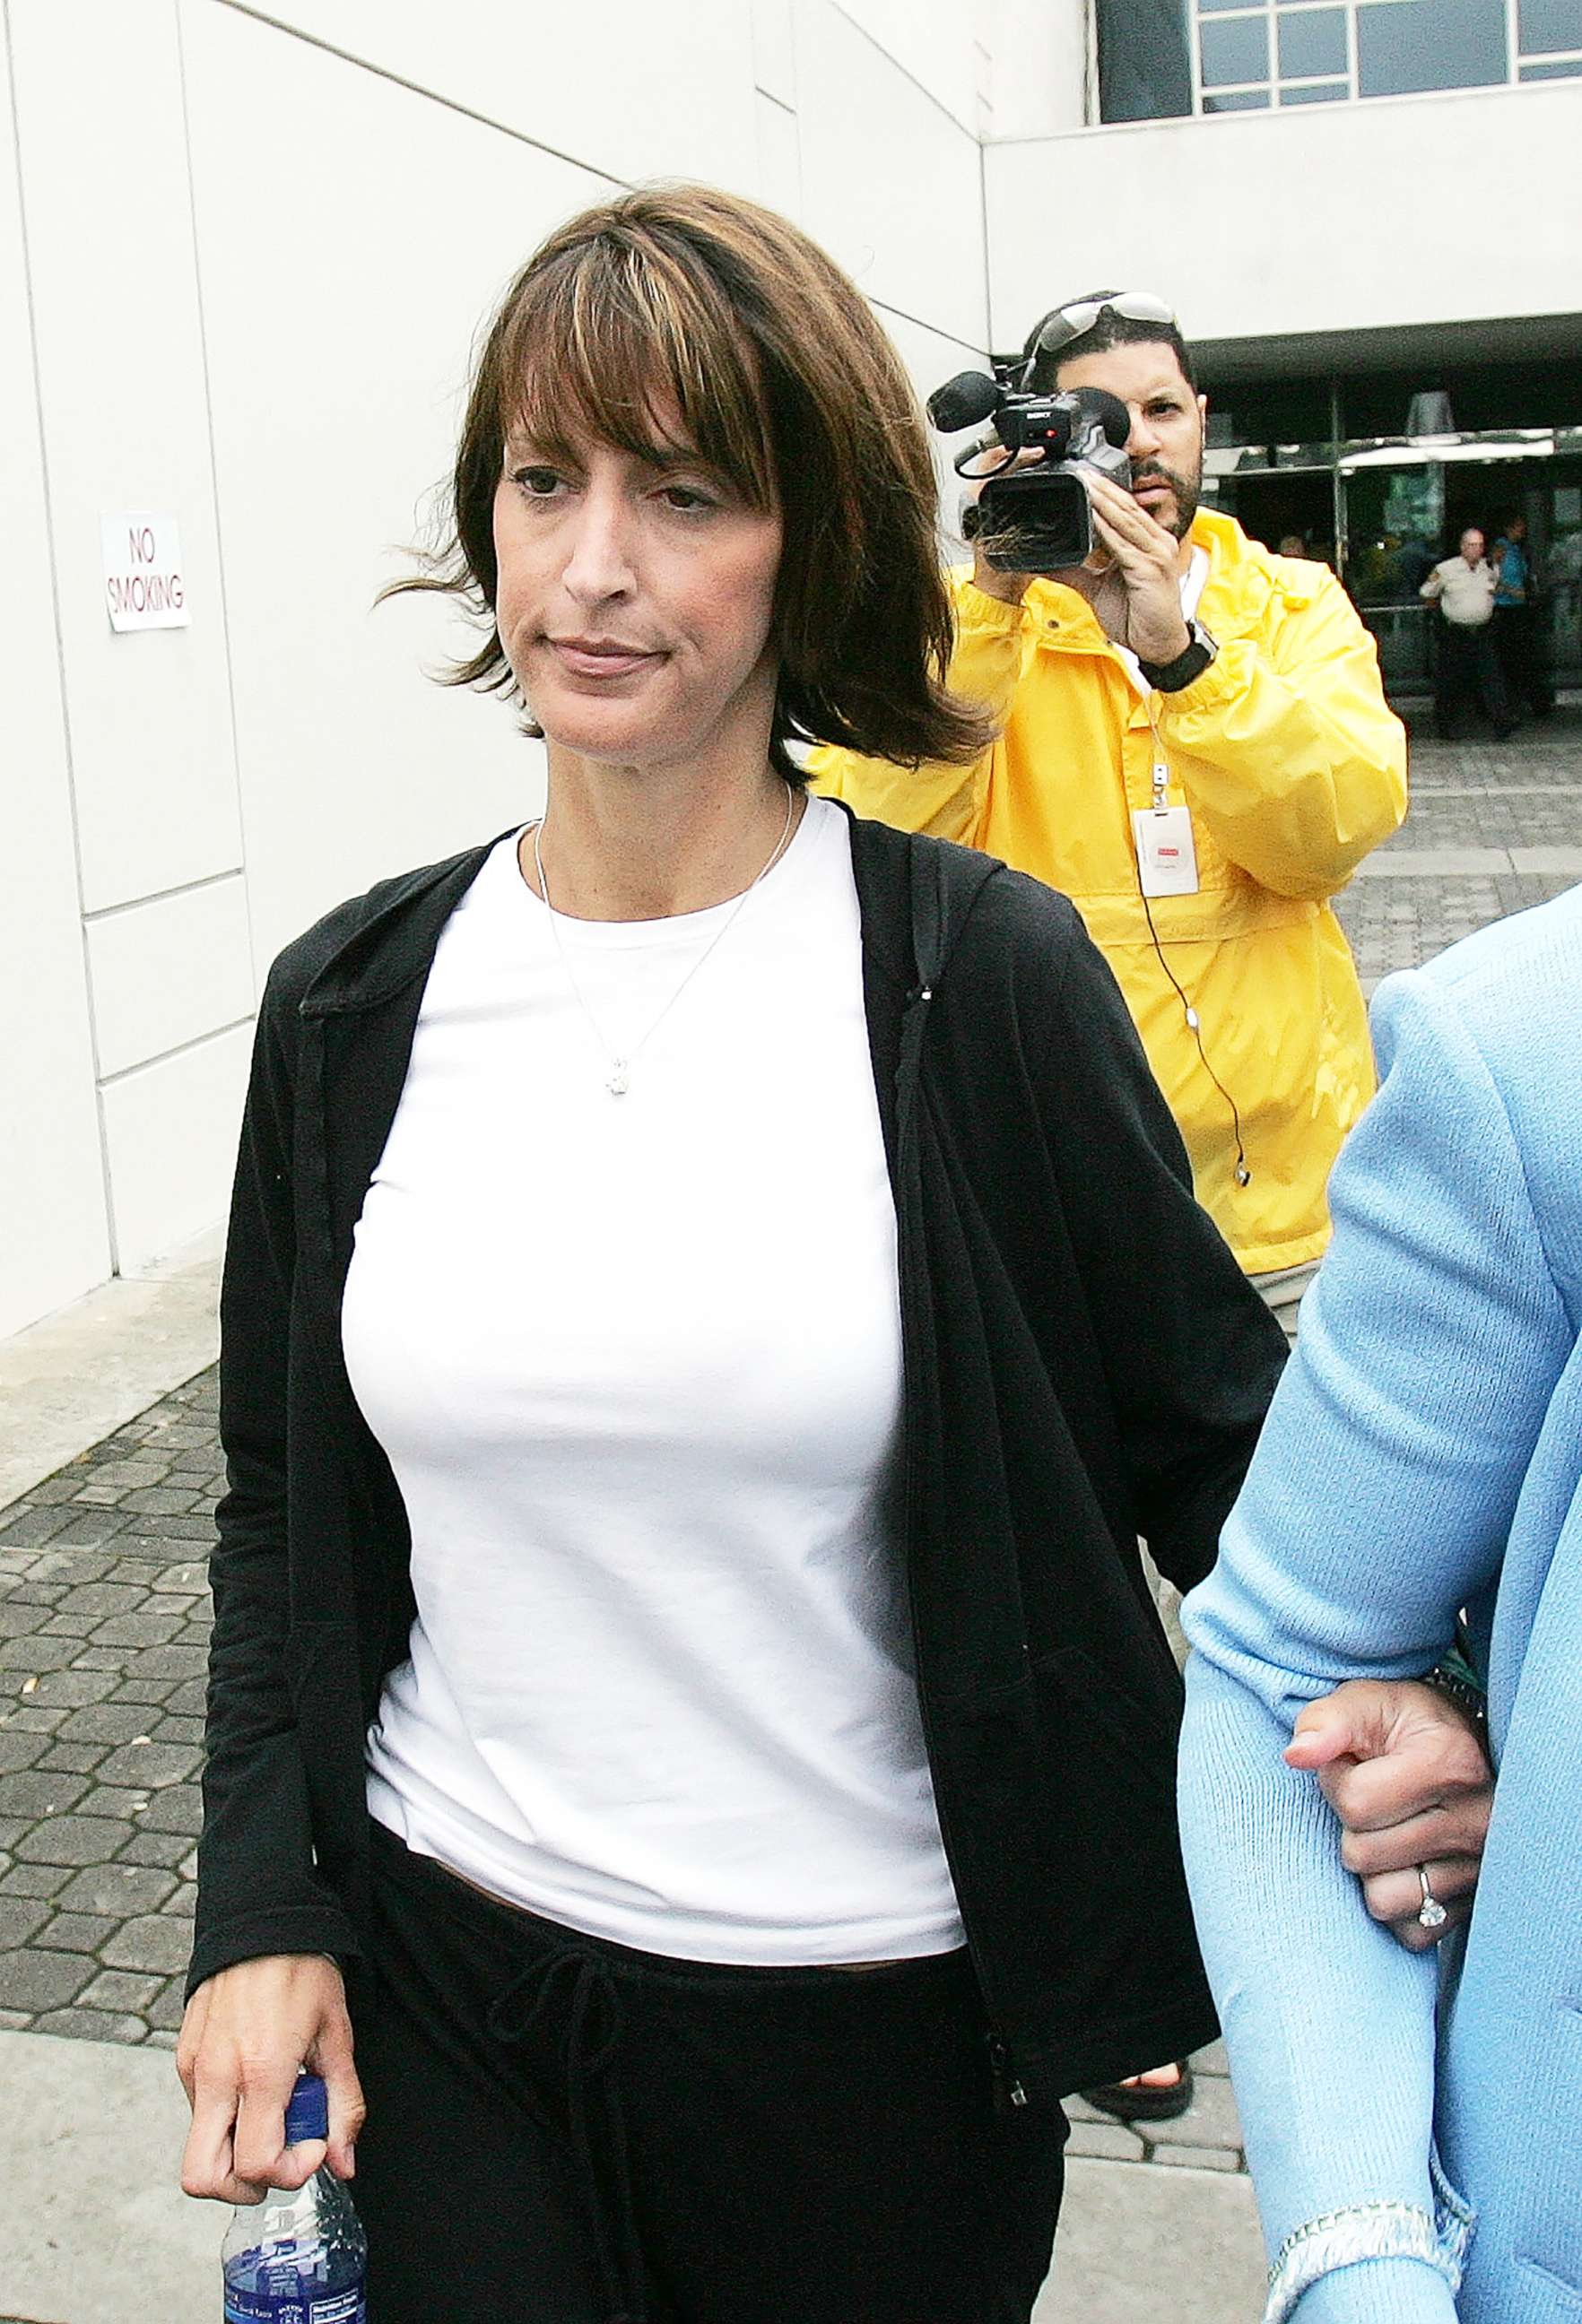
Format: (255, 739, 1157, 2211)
(192, 808, 1286, 2105)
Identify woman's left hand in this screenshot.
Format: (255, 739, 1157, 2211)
(1286, 1678, 1493, 1951)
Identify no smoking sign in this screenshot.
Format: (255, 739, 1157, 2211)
(101, 512, 190, 632)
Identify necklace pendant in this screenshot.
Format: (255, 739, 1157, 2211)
(607, 1060, 630, 1097)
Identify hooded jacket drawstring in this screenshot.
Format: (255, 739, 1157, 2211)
(487, 1947, 646, 2324)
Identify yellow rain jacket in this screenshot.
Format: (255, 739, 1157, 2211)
(813, 509, 1407, 1273)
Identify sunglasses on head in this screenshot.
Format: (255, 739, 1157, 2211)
(1030, 291, 1178, 368)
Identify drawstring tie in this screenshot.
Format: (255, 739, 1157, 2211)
(487, 1946, 646, 2324)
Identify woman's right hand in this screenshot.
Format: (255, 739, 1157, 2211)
(177, 1953, 365, 2203)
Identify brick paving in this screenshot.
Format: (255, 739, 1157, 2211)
(1331, 704, 1582, 987)
(0, 711, 1578, 2177)
(0, 1372, 215, 2054)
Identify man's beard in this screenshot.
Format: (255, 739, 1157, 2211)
(1132, 458, 1201, 542)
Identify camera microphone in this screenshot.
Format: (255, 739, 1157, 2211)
(926, 371, 1002, 433)
(925, 363, 1134, 569)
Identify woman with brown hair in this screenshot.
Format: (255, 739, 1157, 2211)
(175, 184, 1285, 2321)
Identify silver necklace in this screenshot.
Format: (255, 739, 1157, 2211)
(529, 781, 797, 1097)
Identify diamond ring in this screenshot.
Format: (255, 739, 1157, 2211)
(1417, 1865, 1447, 1930)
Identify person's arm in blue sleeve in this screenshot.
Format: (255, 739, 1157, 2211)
(1178, 965, 1572, 2323)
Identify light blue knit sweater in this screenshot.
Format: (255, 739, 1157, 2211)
(1178, 880, 1582, 2323)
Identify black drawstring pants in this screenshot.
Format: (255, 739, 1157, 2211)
(352, 1823, 1065, 2323)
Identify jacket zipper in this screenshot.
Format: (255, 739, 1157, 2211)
(895, 981, 1029, 2117)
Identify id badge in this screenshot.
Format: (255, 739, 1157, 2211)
(1132, 804, 1199, 898)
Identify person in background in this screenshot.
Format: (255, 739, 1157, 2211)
(814, 284, 1408, 2122)
(1489, 513, 1552, 723)
(816, 288, 1405, 1339)
(1277, 532, 1308, 559)
(1179, 879, 1582, 2321)
(1420, 528, 1514, 741)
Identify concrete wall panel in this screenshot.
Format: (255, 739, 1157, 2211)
(751, 0, 798, 108)
(85, 877, 254, 1082)
(981, 0, 1091, 140)
(180, 1, 587, 974)
(755, 90, 803, 221)
(99, 1024, 252, 1271)
(795, 1, 988, 353)
(986, 83, 1582, 352)
(219, 0, 759, 193)
(0, 9, 113, 1336)
(7, 0, 241, 917)
(832, 0, 984, 135)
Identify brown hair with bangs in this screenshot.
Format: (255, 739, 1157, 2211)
(387, 183, 991, 779)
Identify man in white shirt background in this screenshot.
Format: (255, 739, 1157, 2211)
(1420, 525, 1515, 741)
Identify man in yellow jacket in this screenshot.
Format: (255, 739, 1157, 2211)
(815, 292, 1407, 1314)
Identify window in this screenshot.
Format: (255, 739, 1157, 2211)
(1095, 0, 1194, 121)
(1121, 0, 1582, 117)
(1355, 0, 1506, 97)
(1517, 0, 1582, 76)
(1201, 13, 1273, 85)
(1278, 7, 1349, 75)
(1519, 0, 1582, 48)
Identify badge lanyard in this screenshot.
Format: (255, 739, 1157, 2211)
(1132, 706, 1251, 1188)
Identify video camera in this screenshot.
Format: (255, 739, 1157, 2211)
(926, 367, 1132, 572)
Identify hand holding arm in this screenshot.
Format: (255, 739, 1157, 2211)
(178, 1953, 364, 2203)
(1287, 1678, 1492, 1950)
(1179, 964, 1569, 2313)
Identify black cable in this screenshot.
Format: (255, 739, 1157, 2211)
(1132, 854, 1252, 1191)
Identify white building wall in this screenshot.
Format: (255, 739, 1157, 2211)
(4, 0, 1022, 1339)
(7, 0, 254, 1295)
(980, 0, 1091, 140)
(0, 4, 112, 1338)
(985, 79, 1582, 353)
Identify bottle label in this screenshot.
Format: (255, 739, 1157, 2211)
(223, 2291, 364, 2323)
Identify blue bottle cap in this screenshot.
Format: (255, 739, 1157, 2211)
(283, 2071, 328, 2145)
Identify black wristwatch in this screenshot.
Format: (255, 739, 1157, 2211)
(1137, 618, 1218, 693)
(1421, 1632, 1489, 1735)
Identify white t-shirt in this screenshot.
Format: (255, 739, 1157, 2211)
(344, 794, 965, 1964)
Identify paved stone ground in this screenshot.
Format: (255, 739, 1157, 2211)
(0, 709, 1578, 2178)
(1332, 703, 1582, 986)
(0, 1372, 216, 2052)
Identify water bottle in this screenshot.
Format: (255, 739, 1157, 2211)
(221, 2072, 368, 2322)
